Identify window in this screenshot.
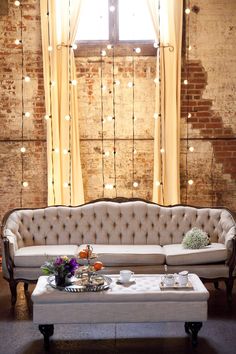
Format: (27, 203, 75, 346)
(76, 0, 157, 56)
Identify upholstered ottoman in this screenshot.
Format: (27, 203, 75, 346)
(32, 274, 209, 349)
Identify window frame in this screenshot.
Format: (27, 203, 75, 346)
(74, 0, 157, 57)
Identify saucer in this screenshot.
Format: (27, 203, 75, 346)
(116, 277, 136, 285)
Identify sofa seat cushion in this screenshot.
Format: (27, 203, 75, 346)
(163, 243, 227, 266)
(14, 245, 79, 267)
(78, 244, 165, 266)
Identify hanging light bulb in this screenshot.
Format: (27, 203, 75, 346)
(48, 45, 53, 51)
(101, 50, 106, 56)
(153, 113, 159, 119)
(107, 44, 113, 50)
(24, 76, 30, 82)
(127, 81, 133, 88)
(160, 148, 165, 154)
(134, 47, 141, 54)
(71, 43, 77, 50)
(20, 147, 26, 153)
(183, 79, 188, 85)
(14, 1, 21, 6)
(70, 79, 77, 86)
(107, 115, 113, 122)
(155, 180, 161, 187)
(54, 147, 59, 153)
(23, 112, 31, 118)
(63, 182, 69, 188)
(44, 114, 51, 120)
(185, 8, 191, 14)
(101, 84, 107, 91)
(188, 113, 192, 118)
(188, 179, 194, 185)
(15, 39, 22, 45)
(64, 115, 71, 121)
(115, 80, 120, 86)
(153, 42, 158, 48)
(109, 5, 115, 12)
(133, 181, 139, 188)
(133, 148, 137, 155)
(105, 183, 114, 190)
(63, 149, 68, 155)
(50, 80, 56, 86)
(103, 151, 110, 157)
(189, 146, 194, 152)
(188, 45, 192, 51)
(22, 181, 28, 187)
(154, 78, 159, 84)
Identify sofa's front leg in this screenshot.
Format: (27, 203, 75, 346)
(9, 280, 18, 306)
(225, 277, 234, 303)
(24, 282, 29, 292)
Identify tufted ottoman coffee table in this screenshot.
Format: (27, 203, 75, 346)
(32, 274, 209, 349)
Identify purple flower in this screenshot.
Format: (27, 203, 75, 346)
(54, 257, 64, 266)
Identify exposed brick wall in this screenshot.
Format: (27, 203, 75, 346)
(0, 0, 236, 243)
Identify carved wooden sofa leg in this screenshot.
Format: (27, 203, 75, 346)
(214, 281, 219, 289)
(225, 278, 234, 304)
(9, 280, 18, 306)
(24, 282, 29, 292)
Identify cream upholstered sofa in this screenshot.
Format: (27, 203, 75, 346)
(1, 198, 236, 304)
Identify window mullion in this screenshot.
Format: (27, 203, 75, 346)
(109, 0, 118, 43)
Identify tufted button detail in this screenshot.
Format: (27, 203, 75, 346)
(113, 222, 116, 228)
(132, 212, 135, 218)
(106, 212, 109, 218)
(38, 226, 40, 231)
(139, 222, 142, 228)
(44, 236, 47, 240)
(88, 223, 91, 229)
(69, 233, 71, 238)
(126, 223, 129, 228)
(75, 223, 78, 228)
(56, 215, 59, 219)
(69, 214, 72, 218)
(81, 234, 84, 241)
(27, 227, 30, 231)
(32, 217, 35, 221)
(164, 223, 167, 228)
(177, 223, 179, 228)
(56, 234, 59, 239)
(119, 213, 122, 218)
(63, 224, 66, 229)
(21, 219, 23, 223)
(100, 222, 103, 228)
(145, 213, 148, 218)
(93, 213, 96, 218)
(151, 223, 154, 228)
(107, 233, 110, 238)
(156, 214, 159, 218)
(201, 224, 204, 228)
(119, 233, 122, 239)
(94, 233, 97, 240)
(43, 215, 46, 219)
(81, 213, 84, 218)
(32, 236, 35, 241)
(189, 224, 192, 228)
(50, 225, 53, 230)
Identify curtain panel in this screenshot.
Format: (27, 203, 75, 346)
(148, 0, 183, 205)
(40, 0, 84, 205)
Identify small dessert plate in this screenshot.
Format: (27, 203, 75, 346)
(116, 278, 136, 285)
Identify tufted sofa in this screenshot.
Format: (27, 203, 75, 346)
(1, 198, 236, 304)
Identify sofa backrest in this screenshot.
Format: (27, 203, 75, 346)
(2, 201, 235, 248)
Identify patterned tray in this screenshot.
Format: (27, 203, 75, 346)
(160, 281, 194, 291)
(47, 275, 112, 292)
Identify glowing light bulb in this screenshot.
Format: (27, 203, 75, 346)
(188, 179, 194, 185)
(48, 45, 53, 51)
(65, 115, 71, 121)
(63, 182, 69, 188)
(160, 148, 165, 154)
(54, 147, 59, 153)
(153, 113, 159, 119)
(15, 1, 21, 6)
(188, 113, 192, 118)
(20, 147, 26, 153)
(44, 114, 50, 120)
(185, 8, 191, 14)
(115, 80, 120, 86)
(24, 112, 30, 118)
(104, 151, 110, 157)
(154, 78, 159, 84)
(107, 44, 113, 50)
(107, 115, 113, 122)
(183, 79, 188, 85)
(133, 182, 139, 188)
(50, 80, 56, 86)
(71, 43, 77, 50)
(127, 81, 133, 88)
(22, 181, 28, 187)
(155, 181, 161, 187)
(24, 76, 30, 82)
(71, 79, 77, 86)
(133, 148, 137, 155)
(101, 50, 106, 56)
(109, 5, 115, 12)
(63, 149, 68, 155)
(188, 45, 192, 51)
(134, 47, 141, 54)
(101, 85, 107, 91)
(189, 146, 194, 152)
(105, 183, 113, 190)
(15, 39, 21, 45)
(153, 42, 158, 48)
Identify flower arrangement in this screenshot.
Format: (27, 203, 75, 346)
(182, 227, 210, 249)
(41, 256, 79, 286)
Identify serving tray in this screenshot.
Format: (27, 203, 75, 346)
(160, 281, 194, 291)
(47, 275, 112, 292)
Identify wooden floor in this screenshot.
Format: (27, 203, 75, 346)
(0, 273, 236, 354)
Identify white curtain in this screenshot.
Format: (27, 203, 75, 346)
(148, 0, 183, 205)
(40, 0, 84, 205)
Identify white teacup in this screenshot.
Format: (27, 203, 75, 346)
(119, 270, 134, 283)
(162, 274, 175, 286)
(178, 270, 189, 286)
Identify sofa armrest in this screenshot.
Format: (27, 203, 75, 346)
(1, 232, 18, 280)
(224, 226, 236, 274)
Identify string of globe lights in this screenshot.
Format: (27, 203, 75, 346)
(14, 0, 30, 207)
(184, 1, 195, 203)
